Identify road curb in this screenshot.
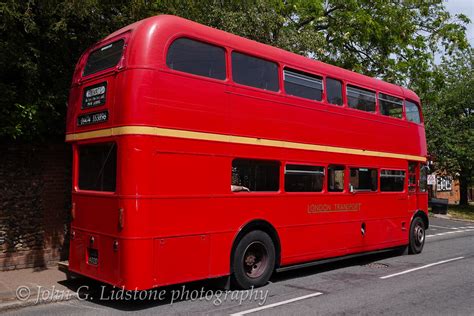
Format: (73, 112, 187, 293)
(0, 294, 79, 313)
(430, 214, 474, 223)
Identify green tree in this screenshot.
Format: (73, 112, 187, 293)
(425, 49, 474, 205)
(0, 0, 470, 140)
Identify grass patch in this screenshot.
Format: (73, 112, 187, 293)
(447, 203, 474, 221)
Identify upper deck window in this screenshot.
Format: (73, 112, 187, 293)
(379, 93, 403, 119)
(326, 78, 343, 105)
(232, 52, 279, 91)
(83, 39, 125, 77)
(406, 100, 421, 123)
(347, 85, 376, 112)
(166, 38, 226, 80)
(284, 69, 322, 101)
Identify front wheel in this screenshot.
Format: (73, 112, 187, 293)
(408, 217, 425, 254)
(231, 230, 275, 289)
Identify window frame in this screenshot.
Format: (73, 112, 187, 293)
(284, 163, 325, 193)
(282, 67, 324, 102)
(346, 84, 377, 113)
(378, 92, 404, 120)
(348, 167, 379, 193)
(76, 141, 118, 194)
(231, 158, 281, 193)
(82, 34, 129, 79)
(327, 165, 346, 193)
(380, 169, 406, 193)
(165, 36, 228, 81)
(326, 77, 344, 106)
(231, 50, 280, 93)
(405, 99, 423, 124)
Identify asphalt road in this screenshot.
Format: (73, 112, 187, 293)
(6, 217, 474, 316)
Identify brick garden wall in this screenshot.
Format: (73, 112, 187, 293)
(432, 179, 460, 204)
(0, 143, 71, 270)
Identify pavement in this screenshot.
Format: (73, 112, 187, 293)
(1, 216, 474, 315)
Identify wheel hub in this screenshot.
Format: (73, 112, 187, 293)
(414, 223, 424, 246)
(243, 241, 268, 279)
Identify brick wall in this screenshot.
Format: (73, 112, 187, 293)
(430, 177, 460, 205)
(0, 143, 71, 270)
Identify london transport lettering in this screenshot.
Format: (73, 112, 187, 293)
(307, 203, 362, 213)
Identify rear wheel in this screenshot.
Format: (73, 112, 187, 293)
(408, 216, 425, 254)
(231, 230, 275, 289)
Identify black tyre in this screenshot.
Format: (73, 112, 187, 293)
(408, 216, 425, 254)
(231, 230, 275, 289)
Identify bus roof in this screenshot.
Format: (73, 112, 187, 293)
(100, 14, 419, 103)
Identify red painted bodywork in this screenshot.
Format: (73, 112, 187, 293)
(66, 15, 428, 290)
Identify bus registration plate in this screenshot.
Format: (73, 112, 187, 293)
(77, 110, 108, 126)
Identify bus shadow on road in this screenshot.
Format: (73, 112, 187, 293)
(59, 275, 233, 311)
(58, 249, 402, 311)
(271, 248, 402, 284)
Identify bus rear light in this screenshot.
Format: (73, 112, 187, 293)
(71, 202, 76, 220)
(118, 208, 124, 230)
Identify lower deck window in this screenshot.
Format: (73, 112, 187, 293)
(328, 165, 345, 192)
(350, 168, 378, 191)
(380, 170, 405, 192)
(285, 164, 324, 192)
(231, 159, 279, 192)
(79, 143, 117, 192)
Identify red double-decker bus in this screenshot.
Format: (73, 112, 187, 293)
(66, 15, 428, 290)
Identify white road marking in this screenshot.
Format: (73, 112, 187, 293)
(430, 225, 458, 229)
(427, 229, 474, 238)
(230, 292, 323, 315)
(380, 257, 465, 279)
(430, 225, 474, 230)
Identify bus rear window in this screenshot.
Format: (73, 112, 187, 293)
(83, 40, 124, 77)
(79, 143, 117, 192)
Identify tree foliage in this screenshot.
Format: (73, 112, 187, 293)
(425, 49, 473, 204)
(0, 0, 470, 141)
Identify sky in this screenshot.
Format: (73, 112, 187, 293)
(445, 0, 474, 47)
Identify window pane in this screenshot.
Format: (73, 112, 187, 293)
(166, 38, 226, 80)
(284, 69, 322, 101)
(350, 168, 378, 191)
(406, 100, 421, 123)
(326, 78, 343, 105)
(285, 164, 324, 192)
(419, 166, 428, 192)
(328, 165, 345, 192)
(232, 159, 280, 192)
(347, 85, 376, 112)
(83, 40, 124, 77)
(379, 93, 403, 118)
(380, 170, 405, 192)
(79, 143, 117, 191)
(232, 52, 279, 91)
